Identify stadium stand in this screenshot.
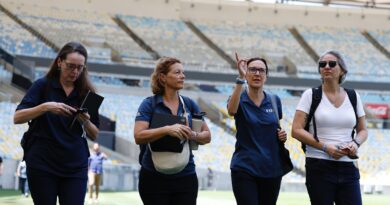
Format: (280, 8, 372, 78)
(0, 102, 26, 159)
(1, 0, 390, 192)
(297, 26, 390, 82)
(368, 29, 390, 52)
(0, 64, 11, 82)
(0, 1, 153, 64)
(192, 20, 316, 74)
(0, 10, 55, 57)
(118, 15, 231, 72)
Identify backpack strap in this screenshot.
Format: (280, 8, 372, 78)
(180, 95, 194, 115)
(269, 92, 281, 129)
(301, 86, 358, 153)
(302, 86, 322, 152)
(344, 88, 358, 139)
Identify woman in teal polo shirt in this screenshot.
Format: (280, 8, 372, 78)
(227, 53, 288, 205)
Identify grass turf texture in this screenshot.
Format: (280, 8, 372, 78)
(1, 189, 389, 204)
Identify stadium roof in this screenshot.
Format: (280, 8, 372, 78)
(232, 0, 390, 9)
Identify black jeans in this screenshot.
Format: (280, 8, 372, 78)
(27, 167, 87, 205)
(231, 170, 282, 205)
(19, 177, 28, 195)
(138, 168, 198, 205)
(305, 158, 362, 205)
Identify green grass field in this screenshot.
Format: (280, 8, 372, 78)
(1, 189, 389, 205)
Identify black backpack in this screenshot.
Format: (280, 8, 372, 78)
(301, 85, 358, 152)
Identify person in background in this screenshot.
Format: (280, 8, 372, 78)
(13, 42, 100, 205)
(88, 143, 107, 204)
(207, 167, 214, 189)
(16, 160, 29, 197)
(291, 50, 368, 205)
(227, 53, 288, 205)
(0, 156, 3, 188)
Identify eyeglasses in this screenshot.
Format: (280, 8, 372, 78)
(248, 67, 266, 74)
(64, 62, 86, 72)
(319, 61, 337, 68)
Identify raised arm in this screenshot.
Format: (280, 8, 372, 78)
(227, 52, 246, 116)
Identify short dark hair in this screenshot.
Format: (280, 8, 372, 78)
(246, 57, 269, 75)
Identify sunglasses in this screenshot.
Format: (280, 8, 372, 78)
(248, 67, 266, 74)
(319, 61, 337, 68)
(64, 62, 86, 72)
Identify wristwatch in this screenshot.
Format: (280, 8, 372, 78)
(236, 77, 245, 84)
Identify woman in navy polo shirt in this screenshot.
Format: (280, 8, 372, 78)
(227, 53, 288, 205)
(14, 42, 99, 205)
(134, 57, 211, 205)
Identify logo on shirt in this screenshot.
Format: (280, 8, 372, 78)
(265, 109, 274, 113)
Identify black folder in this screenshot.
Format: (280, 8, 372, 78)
(149, 112, 187, 153)
(69, 90, 104, 128)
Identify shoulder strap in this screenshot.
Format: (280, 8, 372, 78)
(180, 95, 194, 115)
(344, 88, 358, 139)
(305, 86, 322, 141)
(269, 93, 281, 129)
(301, 86, 322, 152)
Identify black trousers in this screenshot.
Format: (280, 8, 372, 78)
(231, 170, 282, 205)
(19, 177, 28, 194)
(27, 167, 87, 205)
(138, 168, 198, 205)
(305, 158, 362, 205)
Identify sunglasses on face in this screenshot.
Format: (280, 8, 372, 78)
(319, 61, 337, 68)
(64, 62, 85, 72)
(248, 67, 266, 74)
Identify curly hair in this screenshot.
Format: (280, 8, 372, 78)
(151, 57, 181, 95)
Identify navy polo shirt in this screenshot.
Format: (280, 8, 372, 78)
(135, 94, 200, 177)
(230, 90, 283, 178)
(16, 77, 99, 178)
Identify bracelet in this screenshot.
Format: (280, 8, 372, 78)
(235, 77, 245, 85)
(322, 143, 328, 153)
(352, 139, 360, 147)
